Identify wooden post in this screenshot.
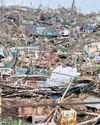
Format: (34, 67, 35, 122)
(1, 71, 3, 81)
(32, 107, 36, 125)
(60, 82, 72, 102)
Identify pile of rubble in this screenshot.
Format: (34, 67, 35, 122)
(0, 5, 100, 125)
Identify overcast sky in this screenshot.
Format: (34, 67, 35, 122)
(1, 0, 100, 14)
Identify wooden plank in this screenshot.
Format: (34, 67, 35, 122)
(32, 107, 36, 125)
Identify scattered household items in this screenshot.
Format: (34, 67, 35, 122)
(0, 4, 100, 125)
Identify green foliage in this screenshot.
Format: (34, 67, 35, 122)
(0, 119, 26, 125)
(59, 46, 67, 52)
(96, 65, 100, 73)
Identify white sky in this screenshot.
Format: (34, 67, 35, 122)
(0, 0, 100, 14)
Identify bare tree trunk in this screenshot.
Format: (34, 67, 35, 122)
(71, 0, 75, 11)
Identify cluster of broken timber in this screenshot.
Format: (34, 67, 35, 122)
(0, 80, 100, 124)
(1, 100, 100, 125)
(0, 80, 61, 98)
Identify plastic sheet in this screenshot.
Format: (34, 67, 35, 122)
(46, 65, 79, 87)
